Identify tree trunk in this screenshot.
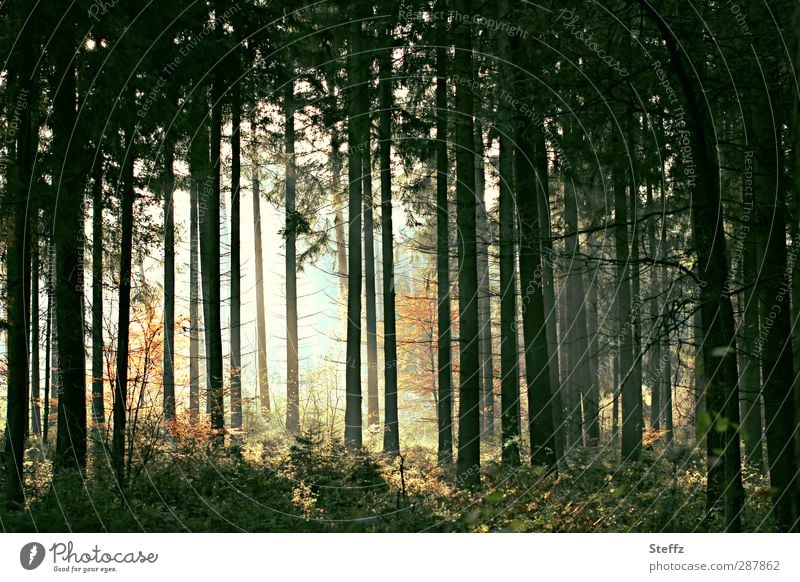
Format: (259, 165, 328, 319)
(475, 122, 495, 437)
(344, 5, 365, 449)
(739, 217, 762, 469)
(496, 0, 521, 466)
(3, 4, 33, 500)
(30, 221, 41, 438)
(646, 183, 661, 431)
(53, 12, 86, 473)
(752, 97, 798, 531)
(251, 111, 270, 415)
(379, 46, 400, 456)
(205, 70, 224, 443)
(363, 126, 380, 429)
(112, 127, 136, 486)
(284, 80, 300, 435)
(163, 135, 176, 423)
(564, 168, 596, 446)
(189, 136, 202, 423)
(435, 35, 453, 466)
(230, 82, 242, 431)
(612, 129, 640, 461)
(454, 0, 481, 487)
(89, 157, 105, 437)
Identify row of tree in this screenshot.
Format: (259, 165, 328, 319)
(1, 0, 799, 532)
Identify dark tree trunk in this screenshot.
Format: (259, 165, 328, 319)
(453, 0, 481, 488)
(91, 159, 105, 434)
(752, 99, 798, 530)
(646, 183, 661, 431)
(251, 111, 270, 415)
(230, 83, 242, 431)
(564, 168, 596, 446)
(363, 130, 380, 429)
(379, 46, 400, 456)
(163, 135, 176, 423)
(612, 130, 640, 461)
(435, 34, 453, 466)
(189, 96, 209, 424)
(739, 218, 762, 469)
(53, 12, 86, 473)
(112, 128, 136, 486)
(3, 3, 33, 501)
(284, 80, 300, 435)
(31, 222, 41, 438)
(344, 4, 366, 449)
(475, 122, 495, 436)
(496, 0, 521, 466)
(44, 245, 55, 445)
(205, 70, 224, 443)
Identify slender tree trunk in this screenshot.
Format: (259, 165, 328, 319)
(205, 69, 225, 443)
(3, 6, 33, 500)
(612, 129, 640, 461)
(344, 4, 365, 449)
(31, 223, 41, 438)
(363, 128, 380, 429)
(189, 97, 209, 423)
(739, 218, 762, 469)
(44, 255, 53, 446)
(230, 83, 242, 431)
(752, 99, 798, 530)
(646, 183, 661, 431)
(189, 149, 201, 423)
(53, 13, 86, 473)
(454, 0, 481, 487)
(163, 136, 176, 423)
(564, 168, 596, 446)
(284, 80, 300, 435)
(112, 127, 136, 486)
(496, 0, 521, 466)
(251, 111, 270, 415)
(475, 122, 495, 436)
(435, 35, 453, 466)
(90, 158, 105, 436)
(379, 46, 400, 456)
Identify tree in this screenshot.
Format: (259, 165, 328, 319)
(284, 79, 300, 435)
(250, 111, 270, 415)
(379, 34, 400, 457)
(52, 6, 87, 473)
(434, 11, 453, 466)
(495, 0, 521, 466)
(454, 0, 481, 487)
(344, 0, 366, 449)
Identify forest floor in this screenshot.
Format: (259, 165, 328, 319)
(0, 430, 779, 533)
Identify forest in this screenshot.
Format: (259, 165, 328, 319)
(0, 0, 799, 533)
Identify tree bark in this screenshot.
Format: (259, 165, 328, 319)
(163, 134, 176, 423)
(52, 11, 87, 473)
(496, 0, 521, 466)
(454, 0, 481, 487)
(363, 125, 380, 429)
(112, 125, 136, 486)
(284, 80, 300, 435)
(344, 3, 366, 449)
(230, 81, 242, 431)
(250, 111, 270, 415)
(379, 46, 400, 456)
(435, 33, 453, 466)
